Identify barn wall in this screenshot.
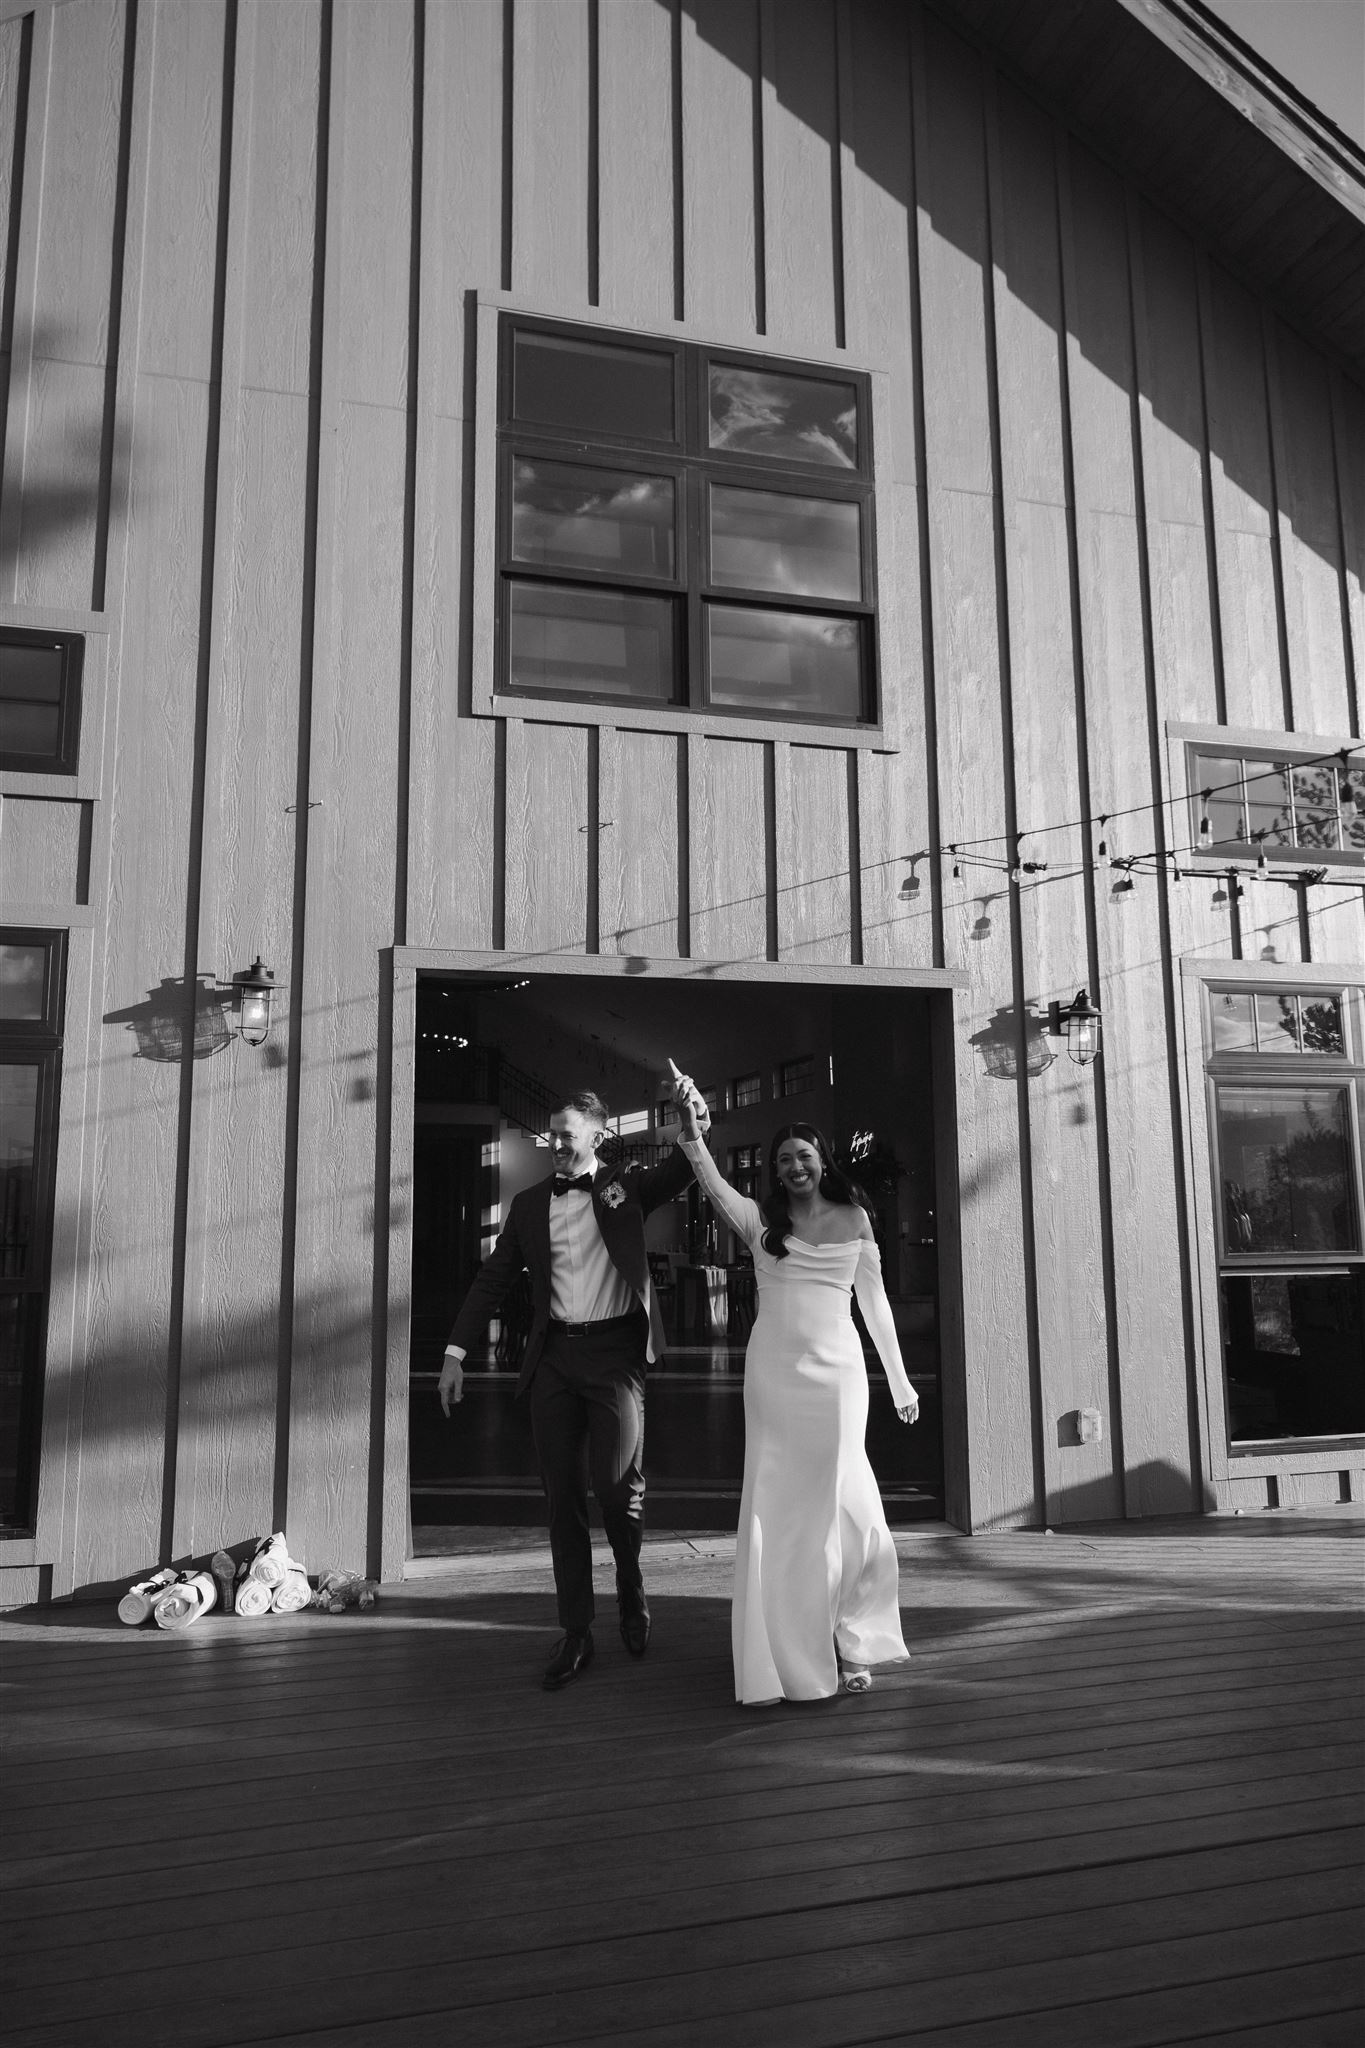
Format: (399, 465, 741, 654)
(1, 0, 1361, 1592)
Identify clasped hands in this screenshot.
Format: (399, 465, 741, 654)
(668, 1059, 710, 1140)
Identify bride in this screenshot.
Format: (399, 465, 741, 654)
(671, 1067, 919, 1704)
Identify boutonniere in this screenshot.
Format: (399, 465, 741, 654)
(599, 1180, 627, 1210)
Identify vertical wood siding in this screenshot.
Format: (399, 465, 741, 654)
(2, 0, 1361, 1586)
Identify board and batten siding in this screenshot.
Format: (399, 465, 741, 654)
(0, 0, 1360, 1597)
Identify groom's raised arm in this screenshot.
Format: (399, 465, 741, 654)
(635, 1129, 708, 1216)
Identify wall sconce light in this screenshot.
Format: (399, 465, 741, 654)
(231, 957, 276, 1046)
(1047, 987, 1102, 1067)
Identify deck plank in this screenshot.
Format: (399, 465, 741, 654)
(3, 1524, 1362, 2048)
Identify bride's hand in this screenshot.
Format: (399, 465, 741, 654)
(897, 1396, 920, 1426)
(669, 1060, 706, 1140)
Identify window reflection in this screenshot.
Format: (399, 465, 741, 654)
(1292, 762, 1341, 850)
(1242, 761, 1293, 846)
(706, 606, 864, 719)
(1221, 1270, 1363, 1441)
(708, 364, 858, 468)
(511, 461, 675, 578)
(1194, 748, 1364, 858)
(1209, 987, 1345, 1057)
(709, 487, 861, 601)
(507, 582, 677, 702)
(0, 1065, 37, 1282)
(0, 948, 48, 1023)
(513, 332, 676, 442)
(1211, 990, 1256, 1053)
(1217, 1085, 1357, 1255)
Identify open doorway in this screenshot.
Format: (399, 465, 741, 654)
(409, 970, 948, 1528)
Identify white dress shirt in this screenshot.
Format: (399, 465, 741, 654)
(547, 1161, 637, 1325)
(446, 1157, 653, 1363)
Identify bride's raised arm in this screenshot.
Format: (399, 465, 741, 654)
(670, 1067, 764, 1250)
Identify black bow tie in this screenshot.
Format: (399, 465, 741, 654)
(552, 1172, 595, 1196)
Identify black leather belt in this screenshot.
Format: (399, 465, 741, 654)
(547, 1310, 643, 1336)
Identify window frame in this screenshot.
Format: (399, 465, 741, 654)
(495, 313, 878, 728)
(470, 295, 902, 752)
(1168, 719, 1365, 877)
(0, 928, 67, 1535)
(0, 627, 84, 777)
(1180, 958, 1365, 1480)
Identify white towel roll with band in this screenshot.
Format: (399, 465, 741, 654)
(270, 1568, 312, 1615)
(118, 1569, 178, 1627)
(247, 1532, 292, 1588)
(233, 1576, 273, 1618)
(152, 1572, 217, 1631)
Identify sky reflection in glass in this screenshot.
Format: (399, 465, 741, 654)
(707, 605, 863, 718)
(512, 461, 675, 577)
(708, 365, 858, 468)
(709, 486, 860, 600)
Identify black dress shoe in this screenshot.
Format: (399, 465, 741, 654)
(618, 1587, 651, 1658)
(542, 1630, 593, 1690)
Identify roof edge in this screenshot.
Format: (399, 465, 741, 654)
(1111, 0, 1365, 225)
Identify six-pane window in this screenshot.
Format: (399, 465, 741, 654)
(1191, 746, 1365, 864)
(498, 316, 877, 725)
(0, 630, 83, 774)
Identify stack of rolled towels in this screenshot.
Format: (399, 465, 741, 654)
(117, 1532, 312, 1629)
(227, 1533, 312, 1617)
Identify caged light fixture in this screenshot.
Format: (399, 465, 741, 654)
(1047, 988, 1102, 1068)
(231, 958, 276, 1047)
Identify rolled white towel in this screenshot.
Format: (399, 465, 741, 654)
(233, 1575, 274, 1618)
(117, 1569, 178, 1627)
(270, 1568, 312, 1615)
(152, 1571, 218, 1631)
(247, 1532, 292, 1588)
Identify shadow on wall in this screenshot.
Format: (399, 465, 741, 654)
(36, 1235, 383, 1596)
(685, 0, 1353, 576)
(968, 1459, 1207, 1531)
(0, 323, 131, 581)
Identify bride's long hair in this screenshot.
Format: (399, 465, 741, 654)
(760, 1122, 870, 1260)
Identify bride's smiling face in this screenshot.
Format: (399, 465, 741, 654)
(774, 1137, 823, 1198)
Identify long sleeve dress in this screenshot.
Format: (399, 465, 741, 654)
(680, 1139, 916, 1703)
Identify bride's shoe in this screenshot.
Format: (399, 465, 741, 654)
(836, 1649, 872, 1693)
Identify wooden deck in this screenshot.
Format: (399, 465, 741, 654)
(3, 1517, 1363, 2048)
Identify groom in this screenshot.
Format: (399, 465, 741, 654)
(439, 1087, 709, 1689)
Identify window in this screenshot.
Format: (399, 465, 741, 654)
(1189, 744, 1365, 866)
(729, 1073, 762, 1110)
(1204, 982, 1363, 1447)
(730, 1144, 764, 1203)
(497, 316, 877, 726)
(1, 930, 66, 1532)
(777, 1054, 825, 1098)
(0, 629, 83, 774)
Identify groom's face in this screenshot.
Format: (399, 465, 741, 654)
(548, 1108, 603, 1178)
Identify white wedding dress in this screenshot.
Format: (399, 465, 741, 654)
(681, 1140, 916, 1703)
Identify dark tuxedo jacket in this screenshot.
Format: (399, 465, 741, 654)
(447, 1144, 698, 1394)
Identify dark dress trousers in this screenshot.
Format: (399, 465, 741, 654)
(447, 1146, 696, 1632)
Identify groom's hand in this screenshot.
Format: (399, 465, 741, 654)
(671, 1069, 709, 1140)
(439, 1349, 465, 1415)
